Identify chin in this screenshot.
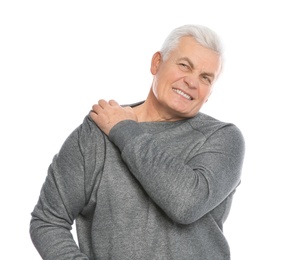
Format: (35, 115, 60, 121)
(171, 110, 197, 119)
(167, 101, 199, 118)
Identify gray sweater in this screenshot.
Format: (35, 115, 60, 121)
(30, 112, 245, 260)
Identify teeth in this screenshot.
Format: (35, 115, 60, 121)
(173, 88, 192, 100)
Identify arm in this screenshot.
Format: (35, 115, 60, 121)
(30, 116, 104, 259)
(109, 120, 245, 225)
(90, 100, 245, 224)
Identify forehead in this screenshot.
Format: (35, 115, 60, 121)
(175, 36, 216, 55)
(171, 36, 221, 71)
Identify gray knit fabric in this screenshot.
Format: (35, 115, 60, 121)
(30, 111, 245, 260)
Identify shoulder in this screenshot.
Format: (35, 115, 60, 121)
(187, 112, 244, 140)
(62, 113, 106, 154)
(187, 113, 245, 164)
(75, 113, 104, 136)
(187, 113, 245, 154)
(79, 112, 105, 141)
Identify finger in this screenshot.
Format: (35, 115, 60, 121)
(90, 109, 109, 124)
(123, 106, 133, 111)
(89, 110, 98, 121)
(109, 99, 119, 106)
(98, 99, 108, 108)
(91, 104, 102, 114)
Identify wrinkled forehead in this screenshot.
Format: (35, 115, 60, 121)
(176, 36, 219, 56)
(175, 37, 221, 64)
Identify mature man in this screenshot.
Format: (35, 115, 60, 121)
(30, 24, 245, 259)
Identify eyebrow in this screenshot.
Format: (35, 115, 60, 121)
(178, 57, 216, 79)
(178, 57, 194, 69)
(201, 71, 215, 80)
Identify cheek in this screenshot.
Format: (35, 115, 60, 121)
(152, 77, 169, 98)
(151, 78, 160, 97)
(200, 86, 213, 100)
(152, 69, 181, 99)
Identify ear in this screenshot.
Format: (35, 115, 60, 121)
(150, 52, 162, 75)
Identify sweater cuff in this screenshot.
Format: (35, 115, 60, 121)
(109, 120, 144, 151)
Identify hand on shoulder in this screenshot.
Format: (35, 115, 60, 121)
(90, 99, 138, 135)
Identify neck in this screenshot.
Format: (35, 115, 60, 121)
(133, 88, 184, 122)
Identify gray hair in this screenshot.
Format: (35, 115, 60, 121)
(160, 24, 223, 62)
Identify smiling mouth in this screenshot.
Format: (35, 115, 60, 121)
(172, 88, 193, 100)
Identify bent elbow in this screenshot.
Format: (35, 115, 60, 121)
(29, 217, 43, 247)
(166, 201, 203, 225)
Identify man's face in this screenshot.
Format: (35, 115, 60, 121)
(150, 36, 222, 119)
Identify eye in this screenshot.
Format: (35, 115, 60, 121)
(178, 63, 190, 71)
(201, 75, 212, 85)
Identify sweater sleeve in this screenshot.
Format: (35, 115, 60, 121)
(109, 120, 245, 225)
(30, 116, 104, 259)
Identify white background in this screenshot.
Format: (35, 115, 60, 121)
(1, 1, 295, 259)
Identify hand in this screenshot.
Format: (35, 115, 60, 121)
(90, 99, 138, 135)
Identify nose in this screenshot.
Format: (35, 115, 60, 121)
(184, 75, 198, 89)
